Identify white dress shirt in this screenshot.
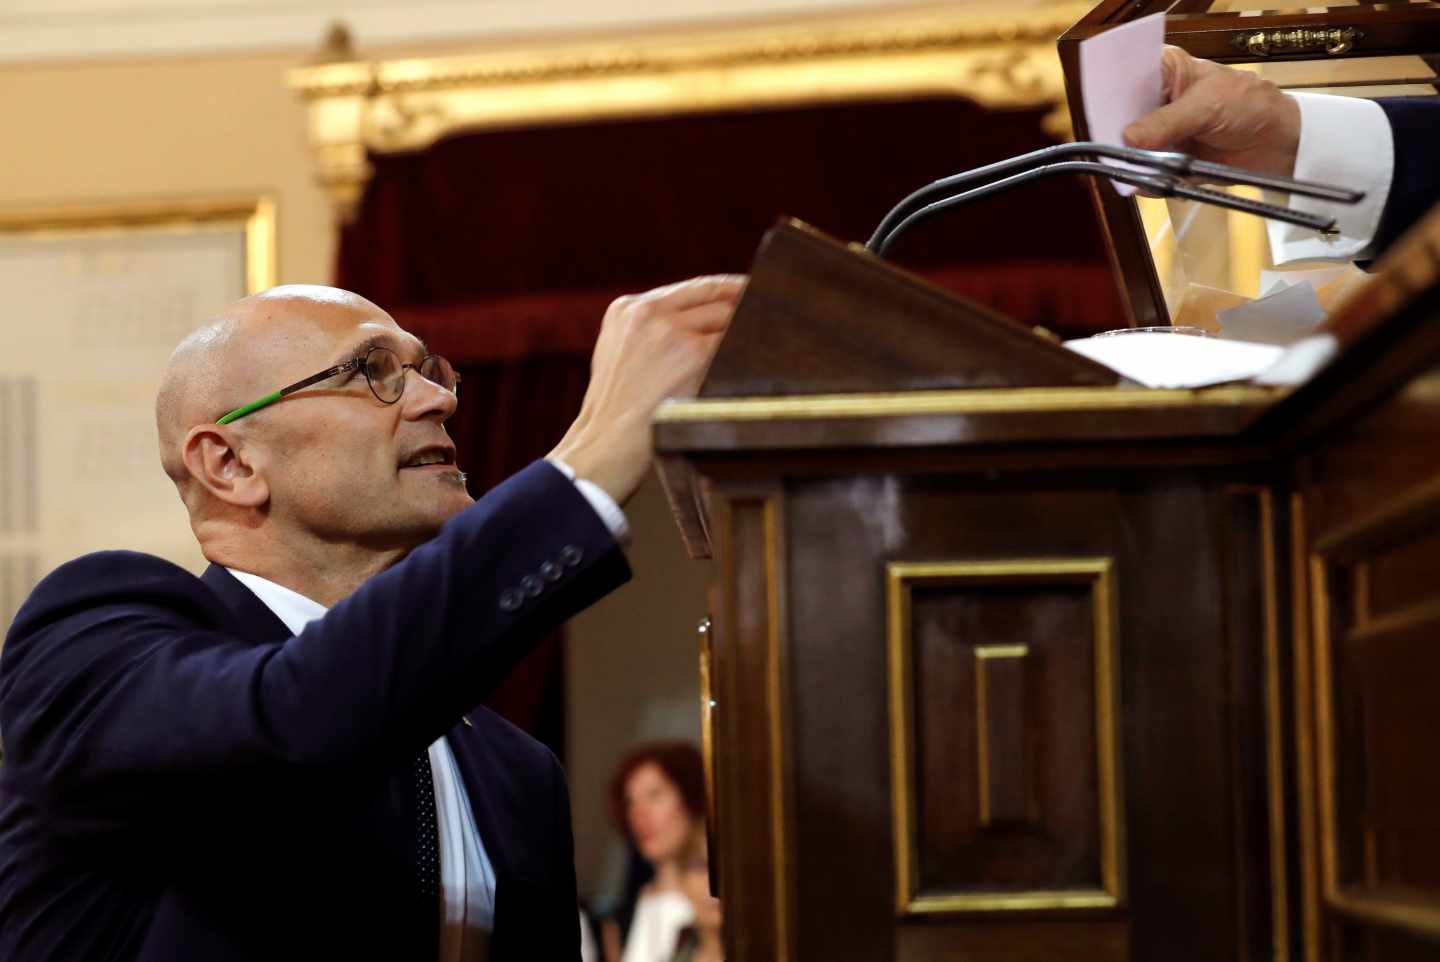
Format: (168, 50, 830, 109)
(1269, 92, 1395, 265)
(223, 458, 629, 962)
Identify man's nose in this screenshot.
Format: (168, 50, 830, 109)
(402, 367, 458, 420)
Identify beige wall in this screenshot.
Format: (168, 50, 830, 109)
(0, 52, 333, 282)
(0, 45, 709, 903)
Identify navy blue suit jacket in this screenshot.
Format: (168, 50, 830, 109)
(1373, 98, 1439, 257)
(0, 460, 630, 962)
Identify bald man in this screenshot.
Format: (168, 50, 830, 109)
(0, 277, 743, 962)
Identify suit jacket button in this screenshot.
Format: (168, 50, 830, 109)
(540, 560, 564, 583)
(521, 574, 544, 598)
(559, 545, 583, 567)
(499, 589, 523, 612)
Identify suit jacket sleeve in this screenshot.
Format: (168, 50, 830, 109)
(0, 459, 629, 830)
(1372, 98, 1440, 257)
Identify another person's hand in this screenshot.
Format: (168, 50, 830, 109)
(1124, 46, 1301, 178)
(549, 275, 746, 505)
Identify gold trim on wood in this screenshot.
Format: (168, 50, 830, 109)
(288, 4, 1090, 219)
(0, 196, 278, 295)
(974, 643, 1030, 827)
(1328, 894, 1440, 940)
(763, 498, 796, 962)
(1314, 471, 1440, 563)
(658, 386, 1279, 424)
(714, 492, 796, 961)
(697, 615, 719, 895)
(886, 558, 1124, 915)
(1290, 493, 1322, 962)
(1258, 488, 1292, 962)
(1228, 483, 1292, 962)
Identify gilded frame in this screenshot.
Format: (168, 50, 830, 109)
(885, 557, 1125, 915)
(288, 3, 1093, 219)
(0, 196, 277, 296)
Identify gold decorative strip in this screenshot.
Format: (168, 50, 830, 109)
(1290, 493, 1322, 962)
(697, 615, 719, 893)
(1346, 596, 1440, 643)
(1308, 556, 1340, 910)
(905, 889, 1119, 914)
(294, 8, 1091, 100)
(762, 498, 796, 962)
(1328, 893, 1440, 939)
(886, 557, 1124, 915)
(1225, 483, 1291, 962)
(974, 643, 1030, 827)
(288, 4, 1090, 218)
(1258, 488, 1292, 962)
(658, 385, 1278, 424)
(1313, 471, 1440, 562)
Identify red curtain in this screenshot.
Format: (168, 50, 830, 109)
(334, 96, 1125, 756)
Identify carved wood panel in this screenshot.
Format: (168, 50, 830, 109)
(887, 560, 1121, 914)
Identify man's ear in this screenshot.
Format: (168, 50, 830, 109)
(181, 425, 269, 508)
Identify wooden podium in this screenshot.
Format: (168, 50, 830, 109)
(654, 219, 1440, 961)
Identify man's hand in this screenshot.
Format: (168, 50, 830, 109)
(549, 275, 746, 505)
(1124, 46, 1301, 178)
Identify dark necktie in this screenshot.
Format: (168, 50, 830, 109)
(414, 748, 440, 899)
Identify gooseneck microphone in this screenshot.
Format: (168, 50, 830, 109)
(866, 141, 1365, 258)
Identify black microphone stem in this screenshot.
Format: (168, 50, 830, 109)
(865, 142, 1364, 255)
(869, 160, 1338, 258)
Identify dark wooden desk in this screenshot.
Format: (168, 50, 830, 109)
(654, 279, 1440, 960)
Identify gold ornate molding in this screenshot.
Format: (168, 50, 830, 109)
(288, 4, 1090, 220)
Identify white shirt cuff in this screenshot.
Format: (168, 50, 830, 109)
(546, 457, 630, 547)
(1267, 93, 1394, 265)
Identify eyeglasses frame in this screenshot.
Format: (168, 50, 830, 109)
(216, 346, 459, 425)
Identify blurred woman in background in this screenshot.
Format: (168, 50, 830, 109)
(603, 742, 707, 962)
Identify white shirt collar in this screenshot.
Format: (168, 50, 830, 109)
(225, 568, 327, 634)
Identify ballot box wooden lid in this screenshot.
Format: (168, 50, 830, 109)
(1057, 0, 1440, 329)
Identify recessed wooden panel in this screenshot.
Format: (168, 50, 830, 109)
(1312, 474, 1440, 943)
(888, 559, 1122, 915)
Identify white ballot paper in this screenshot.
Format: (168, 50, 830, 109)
(1064, 332, 1284, 389)
(1216, 280, 1327, 345)
(1077, 12, 1166, 196)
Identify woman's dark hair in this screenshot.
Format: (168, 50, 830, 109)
(607, 740, 706, 839)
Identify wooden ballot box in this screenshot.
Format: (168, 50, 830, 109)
(1058, 0, 1440, 329)
(655, 205, 1440, 961)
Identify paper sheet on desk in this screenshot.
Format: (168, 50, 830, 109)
(1064, 333, 1284, 388)
(1077, 12, 1166, 197)
(1217, 280, 1327, 345)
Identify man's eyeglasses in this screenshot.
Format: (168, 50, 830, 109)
(217, 346, 460, 425)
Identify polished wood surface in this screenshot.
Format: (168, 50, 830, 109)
(701, 222, 1120, 399)
(658, 201, 1440, 962)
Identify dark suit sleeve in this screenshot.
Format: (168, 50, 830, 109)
(1371, 98, 1440, 257)
(0, 460, 629, 830)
